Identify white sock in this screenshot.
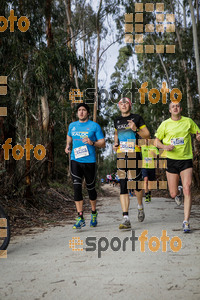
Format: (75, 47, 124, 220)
(138, 204, 143, 210)
(124, 215, 129, 219)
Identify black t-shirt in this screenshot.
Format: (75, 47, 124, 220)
(114, 113, 146, 151)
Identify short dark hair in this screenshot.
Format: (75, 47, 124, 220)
(76, 103, 90, 114)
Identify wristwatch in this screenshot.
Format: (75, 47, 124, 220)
(92, 141, 95, 146)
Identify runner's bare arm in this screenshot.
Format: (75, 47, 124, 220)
(92, 138, 105, 148)
(137, 126, 150, 139)
(196, 131, 200, 142)
(82, 137, 105, 148)
(154, 137, 174, 151)
(65, 135, 72, 154)
(113, 130, 119, 152)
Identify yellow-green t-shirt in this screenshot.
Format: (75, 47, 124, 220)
(141, 145, 159, 168)
(155, 116, 200, 160)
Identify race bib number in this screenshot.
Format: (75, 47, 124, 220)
(74, 145, 89, 159)
(144, 157, 153, 163)
(171, 138, 184, 146)
(120, 141, 135, 152)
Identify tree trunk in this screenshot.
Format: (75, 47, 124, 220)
(83, 25, 88, 82)
(170, 0, 193, 116)
(41, 94, 49, 131)
(196, 0, 199, 27)
(189, 0, 200, 103)
(24, 99, 32, 198)
(93, 0, 103, 122)
(183, 1, 187, 29)
(64, 0, 79, 89)
(151, 36, 172, 89)
(45, 0, 53, 47)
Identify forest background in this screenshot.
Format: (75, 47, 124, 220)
(0, 0, 199, 230)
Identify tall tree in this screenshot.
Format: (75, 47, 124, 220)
(189, 0, 200, 102)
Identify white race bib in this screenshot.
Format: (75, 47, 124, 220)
(74, 145, 89, 159)
(120, 141, 135, 152)
(144, 157, 153, 163)
(171, 138, 184, 146)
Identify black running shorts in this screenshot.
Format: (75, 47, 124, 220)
(166, 158, 193, 174)
(142, 168, 156, 180)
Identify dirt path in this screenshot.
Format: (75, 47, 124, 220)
(0, 185, 200, 300)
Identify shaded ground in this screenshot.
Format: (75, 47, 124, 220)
(1, 184, 104, 237)
(1, 184, 200, 300)
(1, 182, 199, 238)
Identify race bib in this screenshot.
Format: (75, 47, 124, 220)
(120, 141, 135, 152)
(144, 157, 153, 163)
(171, 138, 184, 146)
(74, 145, 89, 159)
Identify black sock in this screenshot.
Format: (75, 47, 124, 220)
(149, 191, 151, 196)
(123, 212, 128, 216)
(92, 210, 96, 214)
(78, 211, 84, 219)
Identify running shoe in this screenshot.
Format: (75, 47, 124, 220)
(183, 221, 190, 233)
(119, 217, 131, 229)
(73, 217, 86, 229)
(138, 208, 145, 222)
(175, 186, 183, 206)
(145, 194, 151, 203)
(90, 212, 98, 227)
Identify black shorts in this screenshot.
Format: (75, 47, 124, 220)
(71, 160, 97, 201)
(117, 152, 142, 194)
(142, 168, 156, 180)
(167, 158, 193, 174)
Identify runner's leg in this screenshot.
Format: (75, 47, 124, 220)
(71, 160, 85, 228)
(135, 190, 143, 205)
(180, 168, 193, 221)
(166, 171, 179, 198)
(120, 194, 130, 212)
(71, 160, 84, 213)
(83, 163, 98, 227)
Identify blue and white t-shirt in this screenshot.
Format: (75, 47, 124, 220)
(68, 119, 104, 163)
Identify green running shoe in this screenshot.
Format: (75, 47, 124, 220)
(73, 217, 86, 229)
(145, 194, 150, 203)
(90, 212, 98, 227)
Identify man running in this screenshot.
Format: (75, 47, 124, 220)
(113, 97, 150, 229)
(65, 103, 105, 229)
(154, 101, 200, 232)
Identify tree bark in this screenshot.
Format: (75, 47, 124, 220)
(93, 0, 103, 122)
(170, 0, 193, 116)
(151, 36, 172, 89)
(24, 99, 32, 198)
(189, 0, 200, 103)
(183, 1, 187, 29)
(64, 0, 79, 89)
(196, 0, 199, 26)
